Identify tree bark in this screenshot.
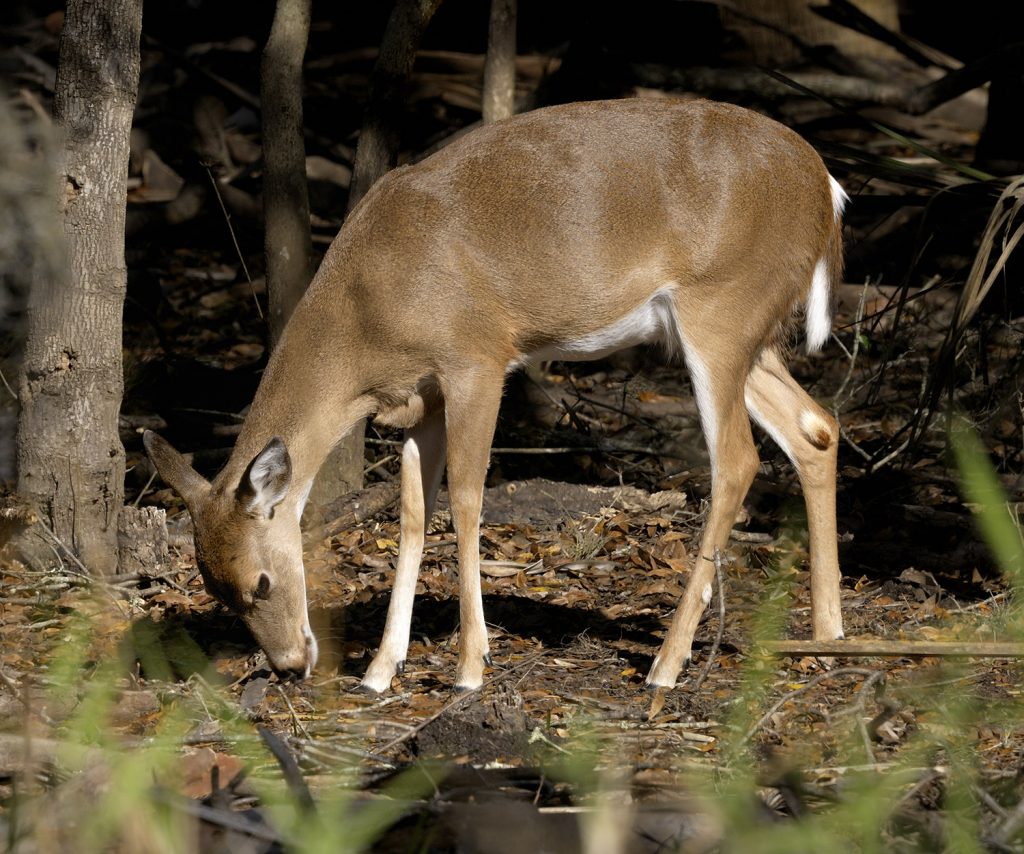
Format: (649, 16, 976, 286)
(261, 0, 315, 347)
(0, 95, 62, 484)
(482, 0, 517, 123)
(16, 0, 142, 576)
(345, 0, 443, 216)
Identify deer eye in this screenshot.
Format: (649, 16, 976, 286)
(254, 572, 272, 601)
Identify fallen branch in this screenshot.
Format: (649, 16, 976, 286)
(313, 481, 401, 540)
(258, 726, 315, 813)
(631, 64, 910, 107)
(762, 639, 1024, 658)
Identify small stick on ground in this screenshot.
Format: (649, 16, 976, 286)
(762, 639, 1024, 658)
(258, 726, 315, 813)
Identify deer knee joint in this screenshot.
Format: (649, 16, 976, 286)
(799, 409, 837, 451)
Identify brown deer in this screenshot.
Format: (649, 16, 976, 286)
(145, 97, 847, 693)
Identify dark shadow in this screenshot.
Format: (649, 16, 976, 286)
(315, 591, 680, 680)
(121, 606, 256, 682)
(836, 466, 995, 596)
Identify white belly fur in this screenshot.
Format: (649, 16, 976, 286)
(517, 285, 682, 367)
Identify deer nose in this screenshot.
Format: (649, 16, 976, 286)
(274, 662, 308, 682)
(272, 652, 310, 681)
(269, 631, 317, 681)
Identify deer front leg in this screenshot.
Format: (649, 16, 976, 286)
(442, 368, 505, 692)
(361, 409, 446, 693)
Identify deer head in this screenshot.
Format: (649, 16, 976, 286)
(143, 431, 318, 679)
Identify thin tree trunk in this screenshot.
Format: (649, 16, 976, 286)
(345, 0, 443, 215)
(306, 0, 441, 518)
(17, 0, 142, 576)
(482, 0, 517, 123)
(261, 0, 315, 347)
(0, 97, 61, 484)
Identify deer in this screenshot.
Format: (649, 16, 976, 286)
(144, 97, 848, 694)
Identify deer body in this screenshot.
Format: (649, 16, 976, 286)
(146, 98, 847, 691)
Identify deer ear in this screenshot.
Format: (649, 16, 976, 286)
(143, 431, 210, 507)
(237, 438, 292, 519)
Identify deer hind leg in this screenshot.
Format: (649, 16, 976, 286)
(744, 348, 843, 641)
(646, 338, 761, 689)
(360, 406, 447, 693)
(441, 366, 505, 691)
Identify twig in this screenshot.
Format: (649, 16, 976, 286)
(204, 165, 261, 319)
(833, 279, 878, 464)
(141, 34, 261, 109)
(852, 670, 887, 763)
(833, 279, 870, 408)
(869, 434, 913, 473)
(257, 726, 315, 813)
(363, 454, 397, 477)
(377, 650, 545, 754)
(150, 789, 287, 845)
(953, 591, 1010, 613)
(528, 727, 571, 754)
(32, 517, 102, 587)
(729, 530, 774, 544)
(562, 374, 670, 437)
(0, 597, 54, 606)
(289, 738, 396, 769)
(363, 435, 675, 458)
(975, 785, 1009, 821)
(0, 365, 18, 401)
(29, 525, 133, 610)
(991, 793, 1024, 847)
(0, 665, 57, 727)
(743, 667, 880, 743)
(690, 550, 726, 693)
(132, 469, 158, 508)
(315, 481, 401, 540)
(5, 619, 61, 631)
(275, 684, 312, 741)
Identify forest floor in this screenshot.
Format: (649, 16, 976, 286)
(4, 276, 1024, 849)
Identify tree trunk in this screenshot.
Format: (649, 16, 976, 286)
(482, 0, 517, 123)
(974, 6, 1024, 175)
(16, 0, 142, 576)
(261, 0, 315, 347)
(305, 0, 442, 519)
(345, 0, 444, 215)
(0, 96, 61, 484)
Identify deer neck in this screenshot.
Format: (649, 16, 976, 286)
(219, 290, 376, 501)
